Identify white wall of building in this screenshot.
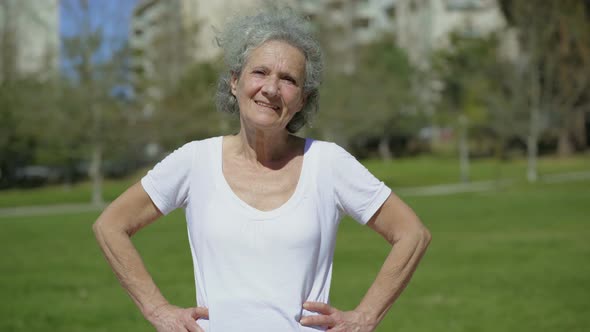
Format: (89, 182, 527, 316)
(0, 0, 59, 81)
(396, 0, 507, 67)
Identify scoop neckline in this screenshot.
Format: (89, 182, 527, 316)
(216, 136, 311, 220)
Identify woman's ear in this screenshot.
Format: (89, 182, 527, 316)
(230, 72, 238, 96)
(297, 93, 307, 112)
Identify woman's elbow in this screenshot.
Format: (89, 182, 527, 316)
(92, 219, 100, 235)
(92, 217, 109, 240)
(408, 223, 431, 250)
(92, 210, 126, 240)
(420, 226, 432, 248)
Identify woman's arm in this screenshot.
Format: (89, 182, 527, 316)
(356, 193, 431, 324)
(93, 182, 208, 332)
(301, 193, 431, 331)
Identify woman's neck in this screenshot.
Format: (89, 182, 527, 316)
(234, 127, 295, 166)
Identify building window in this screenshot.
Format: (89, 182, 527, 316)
(409, 0, 418, 12)
(328, 0, 344, 10)
(353, 17, 370, 29)
(353, 0, 370, 10)
(446, 0, 484, 11)
(458, 20, 481, 38)
(385, 5, 396, 20)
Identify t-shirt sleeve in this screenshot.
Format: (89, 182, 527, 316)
(330, 143, 392, 225)
(140, 142, 194, 215)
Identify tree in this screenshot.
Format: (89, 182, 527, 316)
(0, 78, 51, 187)
(308, 0, 358, 148)
(316, 36, 421, 159)
(154, 60, 230, 150)
(0, 0, 58, 187)
(545, 1, 590, 155)
(60, 0, 133, 204)
(128, 2, 212, 156)
(499, 0, 590, 181)
(432, 33, 504, 182)
(352, 38, 420, 160)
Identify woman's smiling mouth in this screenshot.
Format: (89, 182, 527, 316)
(255, 100, 280, 111)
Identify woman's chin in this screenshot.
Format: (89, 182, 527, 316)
(242, 113, 285, 129)
(247, 120, 287, 133)
(255, 107, 282, 118)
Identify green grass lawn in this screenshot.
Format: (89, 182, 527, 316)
(1, 180, 588, 331)
(365, 154, 590, 188)
(1, 154, 588, 208)
(0, 175, 141, 209)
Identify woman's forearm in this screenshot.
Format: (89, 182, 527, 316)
(94, 224, 169, 318)
(93, 221, 169, 319)
(92, 185, 169, 321)
(355, 227, 431, 326)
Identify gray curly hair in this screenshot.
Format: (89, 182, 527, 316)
(215, 7, 323, 133)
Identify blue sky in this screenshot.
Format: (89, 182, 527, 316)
(59, 0, 138, 78)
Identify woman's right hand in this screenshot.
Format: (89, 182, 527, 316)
(147, 303, 209, 332)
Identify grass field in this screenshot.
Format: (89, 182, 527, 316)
(1, 154, 589, 208)
(1, 176, 589, 331)
(364, 153, 590, 188)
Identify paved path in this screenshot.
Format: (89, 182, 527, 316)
(1, 171, 589, 218)
(397, 170, 590, 196)
(0, 203, 106, 218)
(396, 179, 513, 196)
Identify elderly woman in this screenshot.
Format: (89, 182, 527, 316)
(93, 7, 430, 332)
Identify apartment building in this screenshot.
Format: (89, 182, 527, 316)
(130, 0, 511, 97)
(299, 0, 509, 69)
(0, 0, 59, 82)
(129, 0, 266, 114)
(297, 0, 397, 73)
(130, 0, 185, 104)
(395, 0, 509, 67)
(300, 0, 397, 43)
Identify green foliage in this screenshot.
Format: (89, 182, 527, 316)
(499, 0, 590, 154)
(316, 36, 423, 145)
(431, 32, 530, 156)
(154, 60, 235, 150)
(0, 77, 59, 184)
(354, 38, 422, 135)
(432, 33, 499, 124)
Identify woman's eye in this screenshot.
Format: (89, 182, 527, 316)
(282, 77, 296, 84)
(253, 70, 265, 75)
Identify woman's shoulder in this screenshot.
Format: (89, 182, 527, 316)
(189, 136, 223, 147)
(305, 137, 336, 148)
(305, 138, 349, 157)
(177, 136, 222, 150)
(158, 136, 222, 162)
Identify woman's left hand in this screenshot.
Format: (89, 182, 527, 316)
(300, 302, 377, 332)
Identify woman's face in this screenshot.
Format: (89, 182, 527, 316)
(231, 40, 306, 132)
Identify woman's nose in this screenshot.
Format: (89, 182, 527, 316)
(261, 77, 279, 97)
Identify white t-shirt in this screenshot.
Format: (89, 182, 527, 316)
(141, 136, 391, 332)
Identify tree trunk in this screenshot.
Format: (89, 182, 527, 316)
(527, 107, 539, 183)
(557, 125, 574, 157)
(526, 27, 541, 183)
(378, 135, 393, 161)
(90, 141, 103, 206)
(458, 115, 470, 183)
(572, 110, 587, 149)
(90, 100, 103, 206)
